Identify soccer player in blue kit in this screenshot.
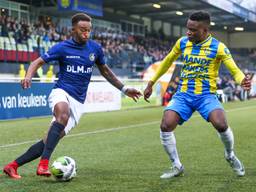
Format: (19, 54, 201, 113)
(3, 13, 142, 179)
(144, 11, 251, 179)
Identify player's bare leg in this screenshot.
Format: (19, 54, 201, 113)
(209, 109, 245, 176)
(160, 110, 184, 179)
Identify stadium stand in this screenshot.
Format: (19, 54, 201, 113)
(1, 14, 254, 75)
(0, 14, 173, 74)
(0, 0, 255, 101)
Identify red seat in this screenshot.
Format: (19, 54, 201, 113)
(10, 50, 16, 61)
(6, 50, 16, 61)
(23, 51, 28, 62)
(30, 51, 39, 61)
(17, 50, 23, 62)
(0, 49, 4, 60)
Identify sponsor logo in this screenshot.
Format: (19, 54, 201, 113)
(1, 94, 47, 109)
(181, 54, 211, 65)
(89, 53, 95, 62)
(204, 48, 211, 56)
(67, 65, 92, 74)
(60, 0, 71, 8)
(66, 55, 81, 59)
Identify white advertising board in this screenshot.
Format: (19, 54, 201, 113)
(82, 82, 121, 113)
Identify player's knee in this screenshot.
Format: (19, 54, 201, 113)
(55, 113, 70, 126)
(160, 122, 173, 132)
(214, 121, 228, 132)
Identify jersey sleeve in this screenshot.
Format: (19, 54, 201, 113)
(41, 43, 62, 63)
(95, 44, 105, 65)
(150, 38, 182, 83)
(218, 43, 245, 84)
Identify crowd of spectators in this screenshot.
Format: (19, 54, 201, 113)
(0, 15, 70, 44)
(0, 15, 255, 100)
(0, 15, 173, 70)
(0, 15, 30, 43)
(1, 15, 255, 71)
(217, 75, 247, 101)
(93, 26, 173, 69)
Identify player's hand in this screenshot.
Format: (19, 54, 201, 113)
(21, 78, 32, 89)
(143, 81, 154, 103)
(124, 88, 142, 102)
(241, 74, 252, 91)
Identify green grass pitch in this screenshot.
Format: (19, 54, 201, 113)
(0, 99, 256, 192)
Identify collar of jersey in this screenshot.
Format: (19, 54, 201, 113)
(193, 34, 212, 46)
(71, 37, 87, 46)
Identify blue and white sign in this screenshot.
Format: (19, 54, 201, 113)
(0, 82, 54, 120)
(58, 0, 103, 17)
(0, 82, 122, 120)
(57, 0, 74, 10)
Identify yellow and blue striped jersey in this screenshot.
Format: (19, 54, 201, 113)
(151, 35, 245, 95)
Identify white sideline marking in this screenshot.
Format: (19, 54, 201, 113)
(0, 105, 256, 149)
(0, 121, 159, 149)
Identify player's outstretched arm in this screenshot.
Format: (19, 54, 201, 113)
(21, 57, 45, 89)
(143, 39, 181, 103)
(241, 74, 253, 91)
(143, 81, 154, 103)
(222, 56, 252, 91)
(97, 64, 142, 102)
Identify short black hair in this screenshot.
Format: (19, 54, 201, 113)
(189, 11, 211, 25)
(72, 13, 92, 26)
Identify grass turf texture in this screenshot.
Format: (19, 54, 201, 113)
(0, 99, 256, 192)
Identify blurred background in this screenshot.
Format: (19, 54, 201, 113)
(1, 2, 256, 191)
(0, 0, 256, 119)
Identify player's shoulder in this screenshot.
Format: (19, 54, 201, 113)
(87, 39, 102, 49)
(52, 39, 69, 49)
(177, 36, 188, 44)
(212, 38, 229, 54)
(175, 36, 189, 50)
(210, 37, 231, 56)
(61, 39, 75, 46)
(210, 36, 226, 48)
(46, 40, 66, 53)
(218, 42, 228, 49)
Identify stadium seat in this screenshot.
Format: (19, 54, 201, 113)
(6, 42, 16, 61)
(0, 49, 4, 61)
(23, 44, 29, 62)
(0, 37, 5, 61)
(0, 36, 4, 44)
(17, 44, 23, 62)
(3, 37, 10, 45)
(9, 37, 15, 45)
(30, 51, 39, 61)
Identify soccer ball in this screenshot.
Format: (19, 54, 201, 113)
(50, 156, 77, 181)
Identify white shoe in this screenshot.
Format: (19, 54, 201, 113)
(225, 152, 245, 177)
(160, 165, 184, 179)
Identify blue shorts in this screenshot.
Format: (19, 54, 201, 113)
(165, 92, 224, 125)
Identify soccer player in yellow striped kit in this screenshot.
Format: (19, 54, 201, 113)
(144, 11, 251, 179)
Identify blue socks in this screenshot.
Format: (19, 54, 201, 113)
(15, 139, 45, 166)
(14, 121, 65, 167)
(41, 121, 65, 160)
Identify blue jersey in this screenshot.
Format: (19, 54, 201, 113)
(41, 38, 105, 103)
